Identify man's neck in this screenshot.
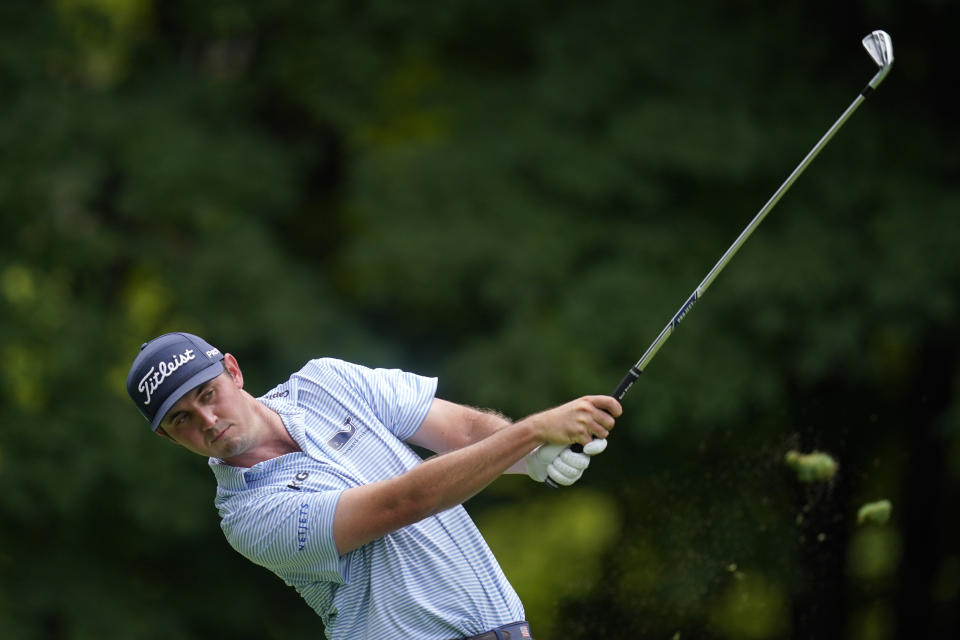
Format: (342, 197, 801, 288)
(224, 396, 301, 468)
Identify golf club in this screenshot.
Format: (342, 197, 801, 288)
(546, 30, 894, 488)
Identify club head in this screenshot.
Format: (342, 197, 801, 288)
(862, 30, 894, 68)
(862, 30, 893, 89)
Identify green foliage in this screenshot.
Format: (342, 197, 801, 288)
(847, 526, 901, 581)
(475, 490, 621, 638)
(1, 0, 958, 638)
(707, 571, 790, 639)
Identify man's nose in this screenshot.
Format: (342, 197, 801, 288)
(197, 405, 218, 428)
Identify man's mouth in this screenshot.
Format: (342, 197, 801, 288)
(211, 425, 231, 443)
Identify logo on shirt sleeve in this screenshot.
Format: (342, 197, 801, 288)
(297, 502, 310, 551)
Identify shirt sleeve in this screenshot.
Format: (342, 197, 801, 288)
(325, 359, 438, 441)
(220, 486, 347, 585)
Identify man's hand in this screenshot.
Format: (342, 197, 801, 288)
(524, 395, 621, 447)
(525, 438, 608, 486)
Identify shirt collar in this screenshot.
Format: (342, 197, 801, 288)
(258, 393, 309, 452)
(207, 390, 308, 490)
(209, 458, 247, 490)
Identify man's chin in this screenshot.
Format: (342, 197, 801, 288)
(216, 439, 247, 460)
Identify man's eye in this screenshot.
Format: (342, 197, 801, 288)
(203, 389, 214, 401)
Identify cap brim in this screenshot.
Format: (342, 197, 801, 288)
(150, 361, 225, 431)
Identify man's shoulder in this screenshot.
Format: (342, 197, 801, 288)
(256, 358, 351, 404)
(283, 357, 364, 389)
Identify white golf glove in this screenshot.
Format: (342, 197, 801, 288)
(525, 439, 608, 486)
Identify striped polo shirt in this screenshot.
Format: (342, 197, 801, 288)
(210, 358, 524, 639)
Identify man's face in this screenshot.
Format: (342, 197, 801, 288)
(159, 362, 255, 459)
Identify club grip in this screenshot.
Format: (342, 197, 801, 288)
(544, 368, 641, 488)
(612, 367, 641, 401)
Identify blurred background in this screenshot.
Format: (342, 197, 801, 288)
(1, 1, 957, 638)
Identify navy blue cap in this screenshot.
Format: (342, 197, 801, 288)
(126, 332, 225, 431)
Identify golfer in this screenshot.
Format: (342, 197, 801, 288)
(127, 332, 618, 640)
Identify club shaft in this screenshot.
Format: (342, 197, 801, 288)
(613, 90, 872, 400)
(545, 57, 891, 489)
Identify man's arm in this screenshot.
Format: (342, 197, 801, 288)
(406, 398, 526, 470)
(332, 395, 620, 555)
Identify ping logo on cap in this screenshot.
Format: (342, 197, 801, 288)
(138, 348, 197, 406)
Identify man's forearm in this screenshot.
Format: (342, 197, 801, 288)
(427, 404, 528, 474)
(469, 408, 531, 474)
(407, 399, 512, 453)
(404, 418, 540, 513)
(334, 396, 619, 554)
(397, 396, 617, 514)
(334, 416, 542, 554)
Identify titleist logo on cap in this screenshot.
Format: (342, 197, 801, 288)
(137, 348, 211, 406)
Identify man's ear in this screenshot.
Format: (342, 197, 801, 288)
(156, 426, 174, 441)
(223, 353, 243, 389)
